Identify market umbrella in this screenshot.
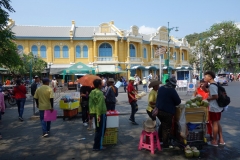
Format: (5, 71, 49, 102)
(78, 75, 101, 87)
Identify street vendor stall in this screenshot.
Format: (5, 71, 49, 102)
(59, 94, 80, 120)
(174, 95, 209, 152)
(61, 62, 95, 86)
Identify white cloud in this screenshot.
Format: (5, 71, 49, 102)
(139, 25, 157, 34)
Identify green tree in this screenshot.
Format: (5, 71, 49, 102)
(0, 0, 21, 71)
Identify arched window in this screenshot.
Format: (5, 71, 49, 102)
(143, 48, 147, 59)
(83, 45, 88, 58)
(31, 45, 38, 56)
(76, 46, 81, 58)
(99, 43, 112, 57)
(63, 45, 69, 58)
(54, 46, 60, 58)
(182, 52, 184, 60)
(130, 44, 135, 57)
(17, 45, 23, 53)
(40, 45, 46, 58)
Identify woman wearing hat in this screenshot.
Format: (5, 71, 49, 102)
(155, 77, 181, 148)
(105, 78, 118, 111)
(146, 80, 161, 121)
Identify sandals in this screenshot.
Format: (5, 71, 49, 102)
(208, 141, 218, 147)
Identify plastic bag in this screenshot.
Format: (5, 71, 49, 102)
(178, 107, 188, 138)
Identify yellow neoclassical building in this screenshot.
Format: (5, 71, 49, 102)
(9, 19, 192, 81)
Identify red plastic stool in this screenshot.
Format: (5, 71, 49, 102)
(138, 130, 161, 154)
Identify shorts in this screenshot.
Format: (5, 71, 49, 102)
(209, 111, 221, 121)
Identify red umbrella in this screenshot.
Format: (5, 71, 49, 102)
(78, 75, 101, 87)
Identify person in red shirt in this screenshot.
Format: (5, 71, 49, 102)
(13, 79, 27, 121)
(127, 77, 138, 125)
(5, 79, 11, 85)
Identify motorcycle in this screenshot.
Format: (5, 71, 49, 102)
(4, 89, 16, 106)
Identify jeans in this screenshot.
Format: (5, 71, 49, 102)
(81, 101, 89, 123)
(93, 114, 107, 150)
(130, 101, 138, 122)
(123, 85, 127, 92)
(16, 98, 26, 118)
(39, 110, 51, 134)
(143, 85, 147, 93)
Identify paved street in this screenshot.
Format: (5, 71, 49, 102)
(0, 83, 240, 160)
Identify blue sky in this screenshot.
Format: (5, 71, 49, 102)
(8, 0, 240, 38)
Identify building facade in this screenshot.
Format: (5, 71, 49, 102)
(9, 19, 191, 81)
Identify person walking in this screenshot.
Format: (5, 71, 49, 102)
(31, 75, 41, 96)
(128, 77, 139, 125)
(154, 77, 181, 148)
(0, 90, 5, 139)
(105, 78, 118, 111)
(80, 86, 92, 126)
(89, 79, 107, 151)
(134, 74, 140, 91)
(142, 77, 148, 93)
(121, 76, 127, 93)
(34, 78, 54, 137)
(51, 77, 58, 93)
(13, 79, 27, 121)
(146, 80, 161, 121)
(204, 71, 225, 147)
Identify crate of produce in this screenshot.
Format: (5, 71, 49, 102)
(59, 100, 79, 110)
(175, 107, 208, 123)
(103, 128, 118, 145)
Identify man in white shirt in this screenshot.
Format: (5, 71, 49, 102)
(204, 71, 225, 147)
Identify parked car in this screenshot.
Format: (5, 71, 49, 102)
(217, 73, 229, 86)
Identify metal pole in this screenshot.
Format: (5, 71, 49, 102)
(167, 22, 170, 78)
(159, 54, 162, 81)
(200, 38, 203, 80)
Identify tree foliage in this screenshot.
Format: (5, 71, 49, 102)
(4, 52, 47, 77)
(0, 0, 21, 71)
(186, 21, 240, 73)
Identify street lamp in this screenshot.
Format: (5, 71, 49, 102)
(167, 22, 178, 78)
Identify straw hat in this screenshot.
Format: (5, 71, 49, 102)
(148, 80, 161, 88)
(143, 118, 156, 132)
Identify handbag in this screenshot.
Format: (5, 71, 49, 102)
(152, 107, 158, 117)
(44, 110, 57, 121)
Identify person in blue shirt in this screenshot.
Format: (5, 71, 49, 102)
(155, 77, 181, 148)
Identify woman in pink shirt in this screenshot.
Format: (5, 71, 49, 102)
(0, 88, 6, 139)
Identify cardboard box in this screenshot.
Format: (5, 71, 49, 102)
(175, 107, 208, 123)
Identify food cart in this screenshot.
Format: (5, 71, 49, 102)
(174, 100, 208, 149)
(59, 94, 80, 120)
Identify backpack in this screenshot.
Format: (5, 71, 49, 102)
(210, 83, 230, 107)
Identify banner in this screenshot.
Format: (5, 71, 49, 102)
(177, 80, 188, 87)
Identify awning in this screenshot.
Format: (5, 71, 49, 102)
(145, 66, 158, 70)
(176, 66, 193, 70)
(0, 68, 7, 71)
(162, 66, 175, 70)
(98, 71, 127, 74)
(61, 62, 95, 75)
(50, 68, 65, 75)
(130, 65, 145, 70)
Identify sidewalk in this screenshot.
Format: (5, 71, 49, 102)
(0, 88, 240, 159)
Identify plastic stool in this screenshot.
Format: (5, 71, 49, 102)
(138, 130, 161, 154)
